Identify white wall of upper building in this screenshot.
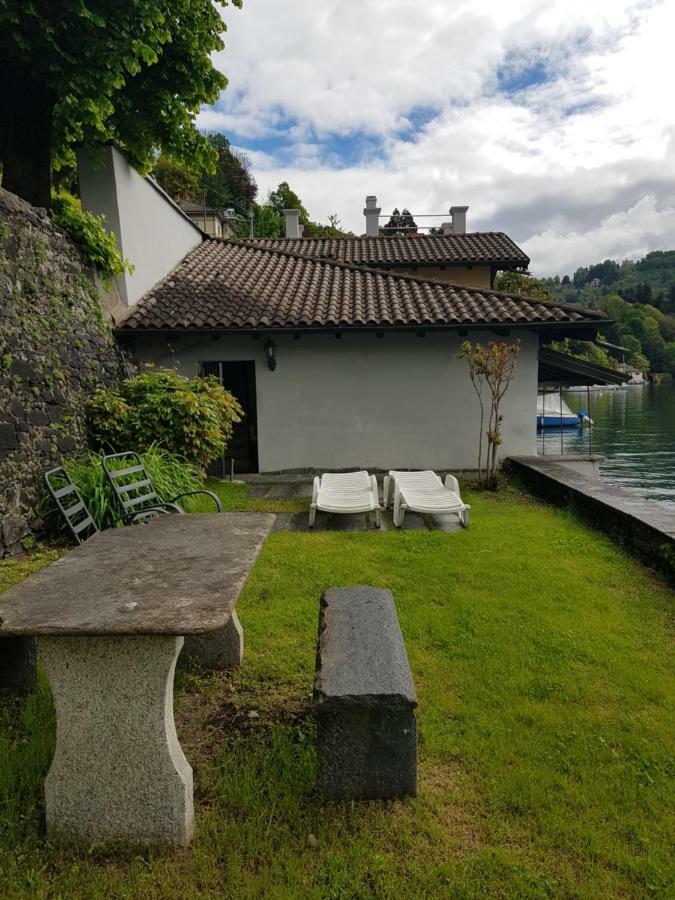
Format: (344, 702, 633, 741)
(128, 329, 538, 472)
(76, 145, 203, 317)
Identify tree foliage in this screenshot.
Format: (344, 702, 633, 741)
(51, 191, 132, 282)
(201, 134, 257, 210)
(382, 208, 417, 236)
(500, 263, 675, 374)
(152, 155, 202, 203)
(267, 182, 309, 222)
(0, 0, 242, 207)
(493, 271, 554, 300)
(232, 181, 352, 239)
(88, 368, 243, 467)
(153, 134, 257, 217)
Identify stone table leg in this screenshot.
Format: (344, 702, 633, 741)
(0, 636, 36, 696)
(40, 634, 193, 845)
(182, 609, 244, 669)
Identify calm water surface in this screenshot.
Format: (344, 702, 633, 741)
(539, 383, 675, 508)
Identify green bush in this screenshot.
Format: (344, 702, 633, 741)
(51, 191, 132, 282)
(88, 367, 243, 468)
(41, 445, 202, 534)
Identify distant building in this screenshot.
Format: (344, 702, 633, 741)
(179, 200, 238, 238)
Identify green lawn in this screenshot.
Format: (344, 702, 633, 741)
(0, 485, 673, 898)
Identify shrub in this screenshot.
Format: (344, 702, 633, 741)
(88, 368, 243, 468)
(51, 191, 132, 282)
(41, 445, 202, 534)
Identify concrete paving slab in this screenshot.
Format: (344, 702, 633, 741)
(271, 513, 294, 532)
(248, 485, 271, 499)
(428, 513, 464, 533)
(266, 484, 301, 500)
(397, 512, 428, 531)
(325, 513, 369, 532)
(289, 512, 312, 532)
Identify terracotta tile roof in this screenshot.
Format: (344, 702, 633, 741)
(120, 239, 607, 333)
(242, 232, 530, 268)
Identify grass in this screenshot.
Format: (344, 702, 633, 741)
(203, 477, 308, 514)
(0, 485, 673, 898)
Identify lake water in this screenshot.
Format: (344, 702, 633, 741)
(538, 383, 675, 508)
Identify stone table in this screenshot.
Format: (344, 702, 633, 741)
(0, 512, 274, 846)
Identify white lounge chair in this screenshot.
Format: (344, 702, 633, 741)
(384, 470, 470, 528)
(309, 471, 381, 528)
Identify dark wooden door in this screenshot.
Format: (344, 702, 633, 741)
(200, 361, 259, 473)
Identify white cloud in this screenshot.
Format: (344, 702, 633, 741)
(204, 0, 674, 273)
(524, 197, 675, 276)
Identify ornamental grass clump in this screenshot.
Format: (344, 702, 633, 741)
(40, 445, 202, 534)
(88, 367, 243, 468)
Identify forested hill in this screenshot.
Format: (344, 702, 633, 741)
(495, 253, 675, 375)
(542, 250, 675, 313)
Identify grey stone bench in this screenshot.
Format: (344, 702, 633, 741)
(313, 586, 418, 801)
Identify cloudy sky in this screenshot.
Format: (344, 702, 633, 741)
(198, 0, 675, 276)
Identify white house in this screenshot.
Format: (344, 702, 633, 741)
(78, 146, 611, 474)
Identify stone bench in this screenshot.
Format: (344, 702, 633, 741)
(313, 586, 418, 801)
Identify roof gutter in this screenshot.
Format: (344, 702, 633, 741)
(116, 319, 612, 340)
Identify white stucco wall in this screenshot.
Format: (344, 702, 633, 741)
(129, 330, 539, 472)
(77, 146, 202, 309)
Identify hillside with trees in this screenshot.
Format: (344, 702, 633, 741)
(542, 251, 675, 315)
(495, 266, 675, 377)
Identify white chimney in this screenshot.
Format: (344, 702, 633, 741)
(283, 208, 300, 239)
(450, 205, 469, 234)
(363, 195, 381, 237)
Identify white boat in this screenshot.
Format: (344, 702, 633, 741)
(537, 394, 592, 429)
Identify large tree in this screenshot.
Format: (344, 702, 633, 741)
(202, 133, 257, 211)
(0, 0, 242, 208)
(267, 181, 310, 223)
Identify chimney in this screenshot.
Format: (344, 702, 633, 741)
(283, 208, 300, 239)
(450, 205, 469, 235)
(363, 195, 381, 237)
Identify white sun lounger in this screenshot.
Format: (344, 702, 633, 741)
(309, 471, 381, 528)
(384, 470, 470, 528)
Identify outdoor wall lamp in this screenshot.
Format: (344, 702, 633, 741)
(264, 337, 277, 371)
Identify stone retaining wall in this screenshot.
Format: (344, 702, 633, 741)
(0, 188, 126, 555)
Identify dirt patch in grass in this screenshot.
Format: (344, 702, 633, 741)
(176, 674, 312, 802)
(205, 689, 311, 739)
(418, 759, 488, 856)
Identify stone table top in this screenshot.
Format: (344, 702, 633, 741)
(0, 513, 274, 636)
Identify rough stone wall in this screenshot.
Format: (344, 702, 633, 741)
(0, 188, 126, 556)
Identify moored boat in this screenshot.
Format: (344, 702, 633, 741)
(537, 393, 592, 429)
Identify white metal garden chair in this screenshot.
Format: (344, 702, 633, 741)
(309, 471, 381, 528)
